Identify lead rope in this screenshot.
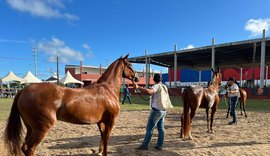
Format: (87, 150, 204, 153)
(135, 88, 151, 102)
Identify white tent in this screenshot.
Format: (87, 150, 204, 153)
(21, 71, 42, 84)
(60, 71, 83, 85)
(0, 71, 24, 83)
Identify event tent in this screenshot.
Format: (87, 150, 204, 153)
(21, 71, 42, 84)
(60, 71, 83, 85)
(45, 76, 58, 83)
(0, 71, 24, 83)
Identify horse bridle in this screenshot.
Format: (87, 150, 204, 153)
(122, 60, 138, 82)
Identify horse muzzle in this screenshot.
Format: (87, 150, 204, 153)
(133, 76, 140, 82)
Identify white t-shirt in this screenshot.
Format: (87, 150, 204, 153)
(150, 84, 159, 109)
(227, 83, 240, 97)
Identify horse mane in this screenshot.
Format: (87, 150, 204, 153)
(207, 84, 215, 93)
(97, 57, 123, 84)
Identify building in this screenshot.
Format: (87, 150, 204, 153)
(65, 64, 157, 86)
(163, 66, 270, 87)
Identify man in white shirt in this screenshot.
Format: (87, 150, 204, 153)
(227, 77, 240, 125)
(133, 74, 167, 151)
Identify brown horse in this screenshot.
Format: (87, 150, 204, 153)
(226, 88, 248, 118)
(4, 54, 139, 156)
(180, 69, 221, 140)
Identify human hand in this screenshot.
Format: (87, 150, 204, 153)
(133, 82, 139, 89)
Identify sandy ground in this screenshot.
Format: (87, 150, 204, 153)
(1, 108, 270, 156)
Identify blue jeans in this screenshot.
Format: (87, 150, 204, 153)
(142, 109, 166, 148)
(229, 96, 238, 122)
(122, 94, 131, 104)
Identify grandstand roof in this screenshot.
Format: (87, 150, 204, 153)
(129, 37, 270, 70)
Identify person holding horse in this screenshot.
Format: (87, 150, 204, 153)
(133, 73, 172, 151)
(227, 77, 240, 125)
(122, 84, 132, 104)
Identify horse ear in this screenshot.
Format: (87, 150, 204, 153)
(211, 67, 215, 73)
(123, 54, 129, 59)
(217, 66, 220, 73)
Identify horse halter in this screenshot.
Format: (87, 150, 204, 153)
(122, 60, 139, 82)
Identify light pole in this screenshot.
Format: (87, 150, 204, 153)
(56, 56, 59, 85)
(33, 47, 38, 77)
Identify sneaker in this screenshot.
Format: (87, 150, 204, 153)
(137, 145, 148, 150)
(154, 146, 162, 151)
(228, 121, 237, 125)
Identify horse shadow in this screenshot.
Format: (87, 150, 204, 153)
(48, 134, 183, 156)
(209, 141, 260, 148)
(47, 132, 263, 156)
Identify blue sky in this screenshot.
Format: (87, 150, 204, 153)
(0, 0, 270, 80)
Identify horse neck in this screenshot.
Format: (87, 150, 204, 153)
(211, 75, 220, 91)
(97, 59, 123, 91)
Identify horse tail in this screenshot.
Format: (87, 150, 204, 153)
(4, 90, 23, 155)
(182, 88, 191, 138)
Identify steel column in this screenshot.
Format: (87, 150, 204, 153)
(211, 38, 215, 76)
(145, 50, 149, 88)
(265, 66, 268, 86)
(251, 43, 256, 88)
(199, 70, 202, 83)
(240, 68, 243, 87)
(260, 30, 266, 88)
(174, 44, 177, 88)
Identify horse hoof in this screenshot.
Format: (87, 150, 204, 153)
(97, 153, 102, 156)
(245, 115, 247, 118)
(182, 136, 193, 141)
(187, 136, 193, 140)
(208, 130, 215, 134)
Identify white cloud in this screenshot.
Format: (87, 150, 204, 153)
(38, 36, 84, 63)
(83, 43, 94, 58)
(6, 0, 79, 20)
(185, 44, 195, 49)
(245, 18, 270, 37)
(181, 44, 195, 50)
(82, 43, 91, 50)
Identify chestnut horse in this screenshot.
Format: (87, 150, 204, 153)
(4, 55, 139, 156)
(226, 88, 248, 118)
(180, 69, 221, 140)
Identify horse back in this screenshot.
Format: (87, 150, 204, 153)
(183, 86, 204, 109)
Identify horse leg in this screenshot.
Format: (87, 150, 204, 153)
(206, 108, 210, 132)
(243, 101, 247, 118)
(22, 113, 55, 156)
(23, 128, 49, 156)
(97, 122, 105, 155)
(190, 107, 197, 123)
(209, 106, 217, 133)
(21, 123, 32, 154)
(97, 118, 115, 156)
(239, 100, 243, 116)
(101, 119, 115, 156)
